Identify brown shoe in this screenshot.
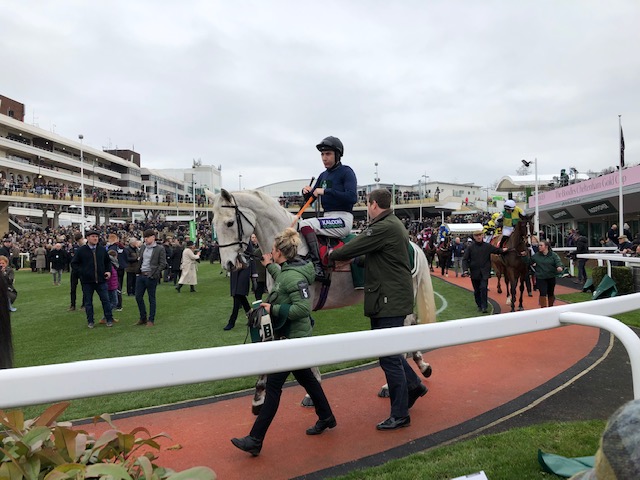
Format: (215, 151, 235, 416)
(134, 320, 147, 326)
(68, 306, 76, 311)
(146, 321, 155, 327)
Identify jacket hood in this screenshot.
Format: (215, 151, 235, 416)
(282, 256, 315, 284)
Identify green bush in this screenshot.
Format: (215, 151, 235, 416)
(592, 266, 634, 294)
(0, 402, 216, 479)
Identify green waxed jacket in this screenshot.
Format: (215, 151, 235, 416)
(524, 250, 564, 280)
(265, 257, 315, 339)
(329, 209, 413, 318)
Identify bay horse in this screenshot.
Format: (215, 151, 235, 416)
(491, 215, 532, 312)
(436, 236, 451, 277)
(207, 189, 437, 413)
(423, 234, 437, 272)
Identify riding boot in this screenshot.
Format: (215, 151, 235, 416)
(539, 297, 548, 308)
(301, 227, 326, 282)
(548, 295, 555, 307)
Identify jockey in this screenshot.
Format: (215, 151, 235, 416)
(497, 199, 524, 248)
(300, 136, 358, 282)
(437, 223, 450, 245)
(484, 212, 501, 243)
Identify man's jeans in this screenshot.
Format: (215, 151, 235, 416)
(81, 282, 113, 325)
(370, 315, 421, 419)
(135, 275, 158, 322)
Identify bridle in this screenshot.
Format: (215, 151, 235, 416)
(216, 194, 258, 264)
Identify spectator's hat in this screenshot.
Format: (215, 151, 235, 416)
(618, 235, 628, 242)
(2, 237, 11, 243)
(473, 229, 484, 236)
(86, 229, 100, 237)
(143, 229, 156, 238)
(570, 399, 640, 479)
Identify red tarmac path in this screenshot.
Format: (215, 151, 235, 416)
(86, 274, 601, 479)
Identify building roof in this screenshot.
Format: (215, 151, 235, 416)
(496, 174, 590, 192)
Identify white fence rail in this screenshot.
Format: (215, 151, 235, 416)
(1, 294, 640, 409)
(577, 253, 640, 278)
(553, 247, 618, 276)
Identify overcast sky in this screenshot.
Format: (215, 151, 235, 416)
(3, 1, 638, 190)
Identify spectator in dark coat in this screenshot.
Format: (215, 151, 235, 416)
(170, 238, 183, 285)
(107, 234, 128, 310)
(124, 238, 140, 296)
(223, 243, 256, 331)
(49, 243, 68, 286)
(250, 234, 267, 300)
(462, 230, 504, 313)
(70, 230, 114, 328)
(573, 231, 589, 284)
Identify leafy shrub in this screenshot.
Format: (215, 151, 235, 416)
(591, 266, 634, 294)
(0, 402, 216, 479)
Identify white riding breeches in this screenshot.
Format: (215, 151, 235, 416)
(300, 211, 353, 238)
(502, 226, 514, 237)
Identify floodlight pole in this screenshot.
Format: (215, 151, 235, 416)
(79, 134, 85, 237)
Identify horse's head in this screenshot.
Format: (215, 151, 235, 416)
(211, 189, 257, 272)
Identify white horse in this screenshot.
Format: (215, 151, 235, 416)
(207, 188, 437, 413)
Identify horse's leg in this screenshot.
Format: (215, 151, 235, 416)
(517, 274, 525, 311)
(300, 366, 321, 407)
(509, 274, 517, 312)
(252, 374, 267, 415)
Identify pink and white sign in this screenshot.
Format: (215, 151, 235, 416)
(529, 164, 640, 208)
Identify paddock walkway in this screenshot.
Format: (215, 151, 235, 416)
(85, 274, 613, 479)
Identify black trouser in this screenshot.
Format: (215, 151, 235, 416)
(578, 259, 587, 282)
(116, 268, 125, 308)
(229, 295, 251, 322)
(70, 269, 81, 308)
(537, 277, 556, 298)
(126, 271, 137, 295)
(471, 277, 489, 310)
(172, 269, 181, 285)
(250, 368, 333, 440)
(254, 281, 267, 301)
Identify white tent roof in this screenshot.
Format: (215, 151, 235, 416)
(446, 223, 484, 234)
(496, 174, 589, 192)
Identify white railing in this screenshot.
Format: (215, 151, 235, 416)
(554, 247, 618, 276)
(577, 253, 640, 278)
(1, 294, 640, 408)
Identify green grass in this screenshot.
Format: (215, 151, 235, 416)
(334, 420, 605, 480)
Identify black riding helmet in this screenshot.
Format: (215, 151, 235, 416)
(316, 136, 344, 159)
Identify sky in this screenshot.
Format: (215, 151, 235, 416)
(3, 0, 638, 191)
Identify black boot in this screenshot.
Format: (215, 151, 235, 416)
(190, 285, 196, 292)
(301, 229, 326, 282)
(175, 284, 182, 292)
(223, 319, 236, 331)
(231, 436, 262, 456)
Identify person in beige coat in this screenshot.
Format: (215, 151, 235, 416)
(176, 241, 200, 292)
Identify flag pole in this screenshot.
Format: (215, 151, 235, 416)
(618, 115, 624, 232)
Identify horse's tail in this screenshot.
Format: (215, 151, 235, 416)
(411, 242, 437, 324)
(0, 275, 13, 369)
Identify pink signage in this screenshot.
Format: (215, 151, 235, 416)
(529, 164, 640, 208)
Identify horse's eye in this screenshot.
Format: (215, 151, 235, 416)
(226, 220, 234, 228)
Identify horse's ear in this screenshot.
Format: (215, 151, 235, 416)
(221, 189, 232, 202)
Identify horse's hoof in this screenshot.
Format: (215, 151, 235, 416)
(378, 387, 390, 398)
(528, 293, 533, 297)
(252, 405, 262, 416)
(301, 396, 315, 408)
(518, 306, 524, 311)
(422, 364, 433, 378)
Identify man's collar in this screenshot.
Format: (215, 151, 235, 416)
(370, 208, 392, 225)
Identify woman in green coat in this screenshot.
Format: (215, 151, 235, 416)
(524, 240, 564, 308)
(231, 228, 336, 456)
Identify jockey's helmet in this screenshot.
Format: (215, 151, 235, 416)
(316, 136, 344, 158)
(504, 199, 516, 210)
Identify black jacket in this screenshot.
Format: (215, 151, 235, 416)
(49, 249, 68, 271)
(462, 240, 502, 280)
(575, 235, 589, 255)
(70, 245, 111, 284)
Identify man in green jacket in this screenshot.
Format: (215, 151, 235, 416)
(329, 189, 427, 431)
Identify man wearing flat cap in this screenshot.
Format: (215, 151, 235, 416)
(70, 229, 114, 328)
(134, 229, 167, 327)
(462, 229, 504, 313)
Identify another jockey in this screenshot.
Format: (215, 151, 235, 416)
(484, 212, 501, 243)
(301, 136, 358, 282)
(497, 199, 524, 248)
(437, 223, 450, 245)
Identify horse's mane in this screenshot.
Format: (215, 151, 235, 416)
(211, 190, 294, 225)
